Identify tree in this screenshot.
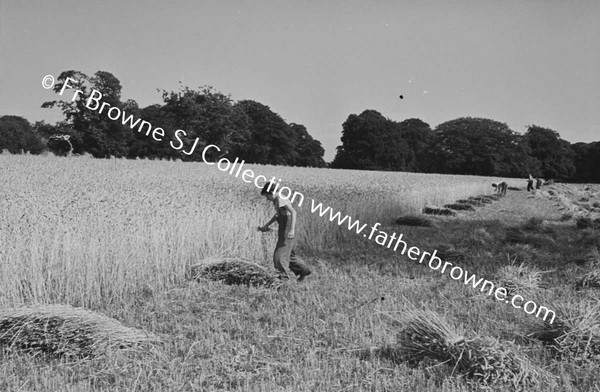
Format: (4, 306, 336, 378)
(234, 100, 297, 165)
(432, 117, 531, 176)
(289, 123, 326, 167)
(331, 110, 411, 170)
(396, 118, 434, 172)
(159, 85, 251, 161)
(42, 70, 131, 157)
(523, 125, 575, 180)
(572, 141, 600, 183)
(0, 116, 44, 154)
(127, 104, 175, 160)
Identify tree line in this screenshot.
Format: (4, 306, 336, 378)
(331, 110, 599, 183)
(0, 70, 326, 167)
(0, 70, 598, 182)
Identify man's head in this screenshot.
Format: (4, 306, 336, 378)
(261, 182, 276, 201)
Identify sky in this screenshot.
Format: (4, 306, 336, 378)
(1, 0, 598, 161)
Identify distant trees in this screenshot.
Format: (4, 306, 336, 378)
(431, 117, 535, 177)
(127, 104, 176, 160)
(571, 141, 600, 183)
(35, 70, 326, 166)
(234, 100, 297, 165)
(42, 70, 131, 158)
(289, 123, 326, 167)
(331, 114, 598, 182)
(233, 100, 326, 166)
(396, 118, 435, 172)
(331, 110, 430, 171)
(522, 125, 575, 181)
(154, 86, 250, 162)
(1, 67, 596, 181)
(0, 116, 44, 154)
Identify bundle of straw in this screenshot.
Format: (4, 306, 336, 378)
(528, 301, 600, 362)
(380, 307, 553, 387)
(0, 304, 158, 358)
(495, 261, 545, 296)
(189, 257, 279, 287)
(443, 203, 475, 211)
(478, 194, 501, 201)
(575, 268, 600, 290)
(457, 199, 484, 206)
(394, 215, 436, 227)
(422, 207, 456, 216)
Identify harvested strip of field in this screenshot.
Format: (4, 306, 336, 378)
(0, 304, 158, 358)
(450, 187, 564, 224)
(189, 257, 280, 287)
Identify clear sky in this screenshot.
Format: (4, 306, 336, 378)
(1, 0, 598, 161)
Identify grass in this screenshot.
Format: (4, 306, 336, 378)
(503, 227, 556, 249)
(576, 217, 600, 230)
(1, 154, 600, 391)
(434, 244, 469, 263)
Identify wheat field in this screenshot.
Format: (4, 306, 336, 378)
(2, 154, 598, 391)
(0, 154, 495, 309)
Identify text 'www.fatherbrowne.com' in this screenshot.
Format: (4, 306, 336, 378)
(309, 199, 556, 324)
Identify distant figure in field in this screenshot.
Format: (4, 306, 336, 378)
(527, 174, 535, 192)
(492, 182, 507, 196)
(257, 182, 312, 282)
(536, 177, 543, 190)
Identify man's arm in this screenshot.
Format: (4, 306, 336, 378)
(258, 214, 278, 232)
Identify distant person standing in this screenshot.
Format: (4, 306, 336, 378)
(257, 182, 312, 282)
(536, 177, 543, 190)
(527, 174, 534, 192)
